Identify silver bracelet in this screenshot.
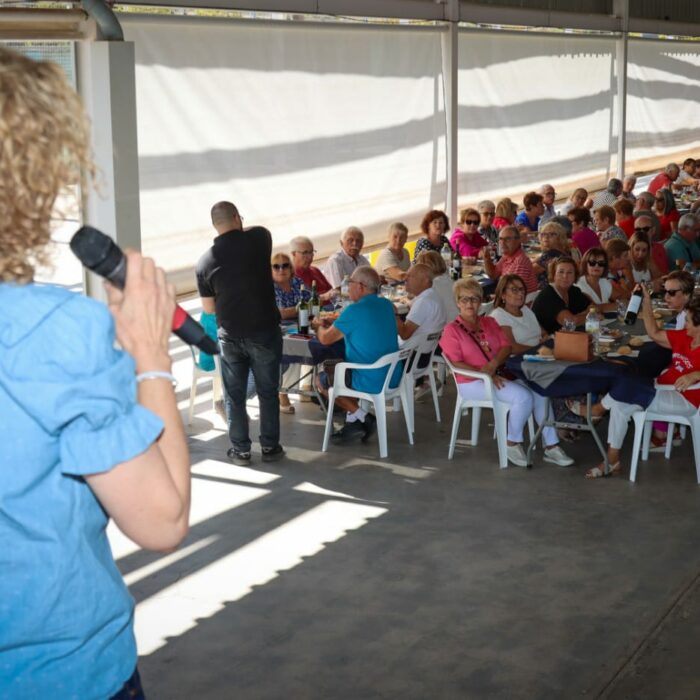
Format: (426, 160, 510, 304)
(136, 370, 177, 387)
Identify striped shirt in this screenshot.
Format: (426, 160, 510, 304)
(494, 248, 538, 293)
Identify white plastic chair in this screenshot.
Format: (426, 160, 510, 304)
(187, 347, 222, 425)
(322, 347, 413, 459)
(403, 331, 443, 428)
(629, 382, 700, 483)
(525, 290, 539, 307)
(445, 356, 512, 468)
(433, 354, 447, 397)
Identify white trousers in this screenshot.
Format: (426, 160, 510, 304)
(458, 379, 534, 443)
(602, 389, 696, 449)
(527, 386, 559, 447)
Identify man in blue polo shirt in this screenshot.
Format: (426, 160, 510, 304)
(665, 213, 700, 271)
(314, 266, 400, 442)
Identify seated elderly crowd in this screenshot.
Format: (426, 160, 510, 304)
(263, 166, 700, 479)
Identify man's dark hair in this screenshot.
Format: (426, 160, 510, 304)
(211, 201, 238, 227)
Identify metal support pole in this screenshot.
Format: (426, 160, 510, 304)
(441, 0, 459, 224)
(614, 0, 629, 178)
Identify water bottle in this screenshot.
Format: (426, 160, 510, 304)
(440, 242, 452, 267)
(585, 307, 601, 336)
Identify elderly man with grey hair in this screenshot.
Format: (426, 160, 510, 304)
(665, 212, 700, 271)
(634, 191, 655, 213)
(290, 234, 333, 301)
(313, 265, 399, 442)
(649, 162, 680, 195)
(621, 175, 637, 203)
(591, 178, 623, 211)
(324, 226, 371, 288)
(538, 184, 557, 227)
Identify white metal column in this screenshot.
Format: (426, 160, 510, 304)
(614, 0, 629, 178)
(76, 40, 141, 299)
(441, 0, 459, 225)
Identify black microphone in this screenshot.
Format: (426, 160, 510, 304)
(70, 226, 220, 355)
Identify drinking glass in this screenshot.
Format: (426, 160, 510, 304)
(563, 319, 576, 332)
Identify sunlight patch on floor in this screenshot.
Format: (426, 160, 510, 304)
(134, 500, 386, 656)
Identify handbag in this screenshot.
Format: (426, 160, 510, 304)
(553, 330, 592, 362)
(456, 319, 516, 380)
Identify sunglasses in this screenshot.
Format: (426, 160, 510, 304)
(664, 289, 682, 296)
(635, 226, 652, 233)
(464, 219, 480, 226)
(588, 260, 606, 267)
(272, 263, 291, 270)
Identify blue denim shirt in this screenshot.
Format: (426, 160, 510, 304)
(0, 283, 163, 698)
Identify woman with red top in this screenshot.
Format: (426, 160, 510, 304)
(654, 187, 680, 239)
(450, 207, 487, 262)
(572, 291, 700, 478)
(614, 198, 636, 238)
(493, 197, 517, 231)
(440, 278, 541, 467)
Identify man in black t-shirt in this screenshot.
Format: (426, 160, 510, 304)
(196, 201, 284, 465)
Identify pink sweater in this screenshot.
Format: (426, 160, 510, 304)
(450, 228, 487, 258)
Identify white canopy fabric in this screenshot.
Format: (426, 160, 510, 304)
(121, 15, 700, 273)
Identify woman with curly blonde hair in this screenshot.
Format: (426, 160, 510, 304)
(0, 47, 190, 698)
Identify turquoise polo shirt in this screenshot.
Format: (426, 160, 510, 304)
(334, 293, 401, 394)
(664, 232, 700, 270)
(0, 283, 163, 699)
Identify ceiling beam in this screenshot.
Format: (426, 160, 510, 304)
(0, 8, 92, 39)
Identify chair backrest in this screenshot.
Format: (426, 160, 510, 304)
(380, 346, 414, 394)
(407, 331, 442, 378)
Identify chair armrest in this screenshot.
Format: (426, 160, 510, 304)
(446, 362, 496, 401)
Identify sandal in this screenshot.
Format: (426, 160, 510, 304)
(566, 399, 605, 423)
(585, 461, 621, 479)
(280, 404, 295, 414)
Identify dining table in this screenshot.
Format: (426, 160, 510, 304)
(505, 316, 663, 473)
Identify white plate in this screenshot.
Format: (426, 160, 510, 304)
(607, 350, 639, 358)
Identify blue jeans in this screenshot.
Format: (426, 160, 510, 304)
(219, 328, 282, 452)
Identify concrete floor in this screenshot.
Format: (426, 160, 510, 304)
(112, 349, 700, 700)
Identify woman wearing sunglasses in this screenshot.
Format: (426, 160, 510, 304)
(450, 207, 488, 262)
(440, 279, 568, 467)
(654, 187, 680, 240)
(575, 247, 628, 311)
(272, 253, 305, 413)
(571, 291, 700, 478)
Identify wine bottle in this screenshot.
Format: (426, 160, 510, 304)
(298, 285, 310, 334)
(624, 287, 643, 325)
(452, 248, 462, 280)
(309, 280, 320, 320)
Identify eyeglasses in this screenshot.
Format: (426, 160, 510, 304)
(588, 260, 606, 268)
(544, 191, 555, 196)
(349, 280, 365, 288)
(464, 219, 480, 226)
(482, 212, 495, 217)
(457, 296, 481, 305)
(295, 249, 316, 256)
(272, 263, 291, 270)
(505, 286, 526, 294)
(634, 226, 652, 233)
(499, 236, 519, 242)
(664, 289, 682, 296)
(539, 233, 553, 239)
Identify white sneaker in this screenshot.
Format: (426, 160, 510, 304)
(507, 444, 528, 467)
(543, 444, 574, 467)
